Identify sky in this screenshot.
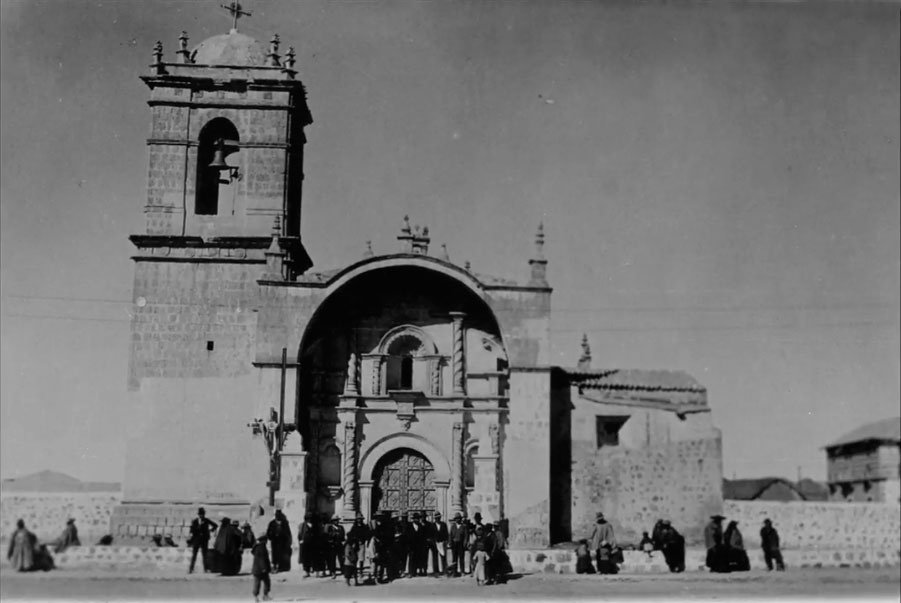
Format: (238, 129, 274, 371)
(1, 0, 898, 484)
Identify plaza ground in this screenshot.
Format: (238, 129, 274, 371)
(1, 566, 899, 601)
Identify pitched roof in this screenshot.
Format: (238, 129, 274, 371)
(796, 478, 829, 502)
(825, 417, 901, 449)
(567, 369, 706, 393)
(723, 477, 804, 501)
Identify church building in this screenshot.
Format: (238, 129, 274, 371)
(113, 24, 723, 548)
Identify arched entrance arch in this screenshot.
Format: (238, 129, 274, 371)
(357, 433, 452, 521)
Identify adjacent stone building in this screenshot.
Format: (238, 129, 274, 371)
(825, 417, 901, 503)
(113, 27, 723, 547)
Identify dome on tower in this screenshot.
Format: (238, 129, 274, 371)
(191, 30, 266, 66)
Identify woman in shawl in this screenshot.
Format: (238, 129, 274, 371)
(54, 518, 81, 553)
(724, 520, 750, 572)
(211, 517, 231, 574)
(7, 519, 36, 572)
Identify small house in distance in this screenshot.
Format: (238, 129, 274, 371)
(723, 477, 806, 502)
(825, 417, 901, 503)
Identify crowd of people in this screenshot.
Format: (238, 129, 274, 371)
(184, 507, 513, 600)
(703, 514, 784, 573)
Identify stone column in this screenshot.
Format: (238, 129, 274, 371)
(449, 312, 466, 395)
(342, 421, 358, 520)
(450, 422, 465, 517)
(344, 353, 359, 396)
(359, 481, 374, 523)
(429, 357, 443, 396)
(371, 355, 385, 396)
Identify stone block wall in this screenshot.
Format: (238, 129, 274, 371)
(723, 500, 901, 551)
(109, 502, 257, 546)
(0, 492, 120, 545)
(128, 261, 262, 388)
(571, 436, 722, 546)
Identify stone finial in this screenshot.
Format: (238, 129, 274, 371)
(534, 222, 546, 260)
(578, 333, 592, 371)
(440, 244, 450, 261)
(267, 34, 281, 67)
(282, 47, 297, 80)
(151, 41, 166, 75)
(411, 224, 430, 255)
(402, 215, 412, 235)
(264, 216, 285, 280)
(177, 31, 192, 64)
(271, 215, 282, 238)
(464, 260, 472, 272)
(528, 221, 548, 287)
(363, 240, 374, 259)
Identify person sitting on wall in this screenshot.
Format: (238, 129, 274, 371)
(589, 512, 619, 575)
(659, 521, 685, 573)
(576, 539, 596, 574)
(760, 518, 785, 572)
(54, 518, 81, 553)
(151, 534, 165, 547)
(704, 514, 729, 573)
(96, 535, 114, 546)
(163, 533, 179, 547)
(639, 531, 654, 558)
(724, 520, 750, 572)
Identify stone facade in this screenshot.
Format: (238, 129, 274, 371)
(116, 28, 721, 549)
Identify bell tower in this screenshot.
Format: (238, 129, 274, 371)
(135, 23, 313, 275)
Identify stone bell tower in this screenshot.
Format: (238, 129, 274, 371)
(135, 26, 312, 275)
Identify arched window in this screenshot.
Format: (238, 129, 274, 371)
(195, 118, 240, 216)
(386, 333, 422, 391)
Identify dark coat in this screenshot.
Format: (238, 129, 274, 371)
(251, 542, 272, 576)
(190, 516, 217, 546)
(760, 526, 781, 551)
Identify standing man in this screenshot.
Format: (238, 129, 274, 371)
(297, 513, 317, 578)
(588, 512, 618, 574)
(326, 516, 346, 579)
(348, 515, 370, 576)
(431, 512, 448, 576)
(188, 507, 218, 574)
(448, 513, 468, 577)
(266, 510, 292, 573)
(760, 518, 785, 572)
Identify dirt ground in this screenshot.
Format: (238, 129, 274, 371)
(1, 566, 899, 601)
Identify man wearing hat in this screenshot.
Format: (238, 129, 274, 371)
(429, 512, 448, 576)
(326, 516, 346, 579)
(188, 507, 218, 574)
(704, 514, 729, 573)
(588, 512, 618, 574)
(448, 512, 468, 577)
(297, 512, 317, 578)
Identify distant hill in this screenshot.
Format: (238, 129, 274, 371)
(1, 470, 120, 493)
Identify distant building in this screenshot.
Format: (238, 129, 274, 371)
(723, 477, 806, 502)
(825, 417, 901, 503)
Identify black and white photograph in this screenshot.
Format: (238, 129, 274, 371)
(1, 1, 899, 601)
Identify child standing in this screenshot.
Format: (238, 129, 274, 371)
(343, 538, 359, 586)
(575, 539, 595, 574)
(639, 531, 654, 558)
(472, 542, 489, 586)
(251, 536, 272, 602)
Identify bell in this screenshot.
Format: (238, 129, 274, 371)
(208, 140, 230, 171)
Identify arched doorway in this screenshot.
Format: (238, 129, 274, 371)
(372, 448, 437, 518)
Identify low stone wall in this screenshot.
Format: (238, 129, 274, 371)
(723, 500, 901, 551)
(509, 547, 901, 574)
(0, 545, 897, 574)
(0, 492, 120, 545)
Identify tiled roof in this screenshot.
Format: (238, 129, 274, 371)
(723, 477, 804, 501)
(567, 369, 706, 393)
(826, 417, 901, 449)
